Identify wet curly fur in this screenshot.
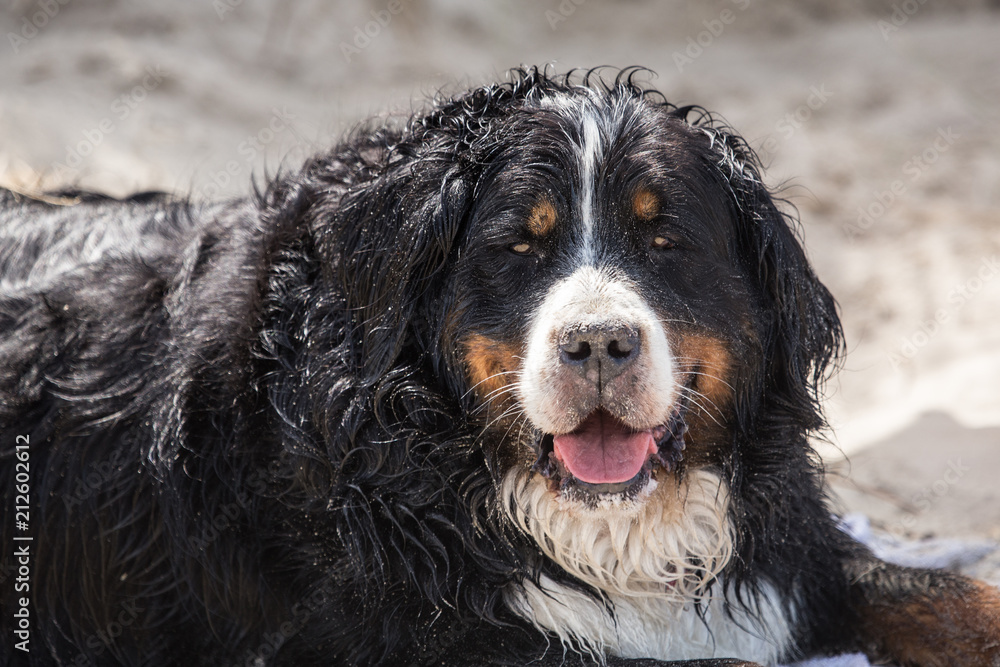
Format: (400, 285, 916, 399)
(2, 67, 999, 667)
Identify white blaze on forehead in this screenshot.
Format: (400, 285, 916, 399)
(534, 91, 617, 265)
(518, 265, 677, 434)
(578, 112, 602, 263)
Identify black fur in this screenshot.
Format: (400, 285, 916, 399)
(2, 67, 998, 667)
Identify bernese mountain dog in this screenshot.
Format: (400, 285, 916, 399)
(2, 67, 999, 667)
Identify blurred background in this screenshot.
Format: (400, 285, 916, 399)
(1, 0, 998, 572)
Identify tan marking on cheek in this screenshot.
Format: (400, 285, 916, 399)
(527, 198, 557, 237)
(661, 331, 735, 466)
(675, 334, 734, 413)
(462, 334, 520, 403)
(633, 188, 659, 221)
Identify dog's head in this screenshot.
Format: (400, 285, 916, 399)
(321, 67, 841, 599)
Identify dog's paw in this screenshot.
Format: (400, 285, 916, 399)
(857, 567, 1000, 667)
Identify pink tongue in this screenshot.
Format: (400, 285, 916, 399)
(552, 412, 657, 484)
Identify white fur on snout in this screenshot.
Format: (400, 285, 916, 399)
(519, 266, 676, 434)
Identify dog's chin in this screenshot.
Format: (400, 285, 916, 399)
(530, 403, 689, 508)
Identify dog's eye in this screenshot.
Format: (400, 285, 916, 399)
(651, 236, 676, 250)
(510, 242, 533, 255)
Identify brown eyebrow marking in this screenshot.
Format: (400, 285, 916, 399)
(527, 198, 558, 237)
(633, 188, 659, 221)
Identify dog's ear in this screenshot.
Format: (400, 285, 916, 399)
(744, 181, 842, 428)
(330, 156, 470, 382)
(692, 114, 843, 428)
(321, 74, 548, 383)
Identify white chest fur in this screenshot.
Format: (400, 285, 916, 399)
(501, 468, 795, 664)
(506, 573, 793, 664)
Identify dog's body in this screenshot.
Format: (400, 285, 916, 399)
(2, 68, 999, 666)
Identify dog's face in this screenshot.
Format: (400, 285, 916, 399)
(333, 74, 838, 603)
(453, 91, 759, 509)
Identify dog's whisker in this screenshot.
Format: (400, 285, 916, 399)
(680, 386, 725, 428)
(460, 370, 521, 400)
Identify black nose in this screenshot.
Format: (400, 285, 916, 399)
(558, 323, 640, 389)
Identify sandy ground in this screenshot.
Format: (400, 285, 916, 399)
(2, 0, 998, 577)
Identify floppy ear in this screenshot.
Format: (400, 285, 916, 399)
(330, 157, 470, 382)
(319, 72, 554, 383)
(746, 184, 842, 426)
(696, 117, 843, 428)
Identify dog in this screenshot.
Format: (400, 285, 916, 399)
(2, 66, 999, 667)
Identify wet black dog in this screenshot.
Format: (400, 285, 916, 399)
(2, 67, 999, 666)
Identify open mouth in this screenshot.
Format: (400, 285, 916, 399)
(531, 399, 689, 501)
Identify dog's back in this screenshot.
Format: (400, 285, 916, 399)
(0, 189, 281, 664)
(1, 190, 182, 419)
